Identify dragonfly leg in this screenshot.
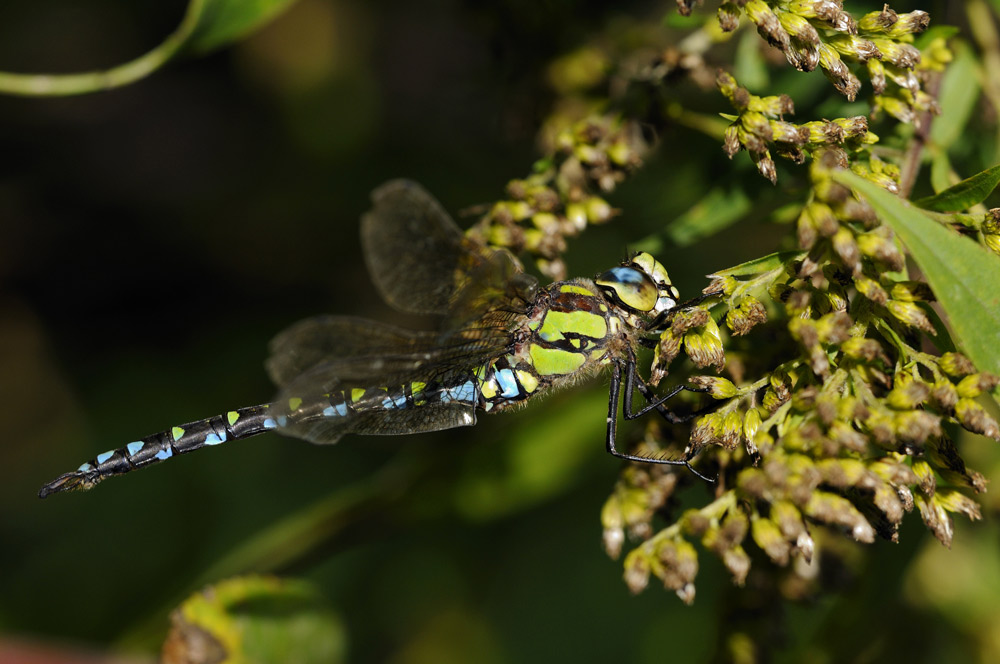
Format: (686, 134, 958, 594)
(620, 356, 711, 423)
(605, 361, 715, 483)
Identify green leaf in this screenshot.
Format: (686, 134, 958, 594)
(709, 251, 805, 278)
(836, 171, 1000, 379)
(168, 576, 346, 664)
(930, 42, 981, 152)
(668, 187, 752, 247)
(930, 150, 957, 194)
(734, 30, 769, 93)
(186, 0, 300, 54)
(0, 0, 298, 97)
(913, 163, 1000, 212)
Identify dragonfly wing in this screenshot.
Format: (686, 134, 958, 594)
(362, 179, 538, 317)
(266, 315, 441, 388)
(362, 179, 469, 314)
(269, 361, 479, 445)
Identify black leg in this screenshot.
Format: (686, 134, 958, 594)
(621, 358, 708, 423)
(605, 360, 715, 483)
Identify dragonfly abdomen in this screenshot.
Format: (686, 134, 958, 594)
(38, 404, 276, 498)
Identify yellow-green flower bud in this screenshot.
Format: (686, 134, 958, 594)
(890, 281, 935, 302)
(744, 0, 791, 52)
(857, 230, 904, 270)
(867, 58, 887, 95)
(751, 514, 791, 565)
(840, 336, 883, 361)
(722, 410, 744, 451)
(689, 376, 738, 399)
(887, 11, 930, 39)
(887, 300, 935, 335)
(684, 316, 726, 371)
(955, 398, 1000, 440)
(818, 43, 861, 101)
(741, 111, 774, 140)
(935, 488, 982, 521)
(956, 373, 1000, 398)
(931, 378, 959, 410)
(749, 93, 794, 117)
(804, 491, 876, 543)
(939, 352, 975, 377)
(832, 227, 861, 273)
(828, 34, 881, 62)
(859, 6, 898, 33)
(564, 202, 587, 231)
(585, 196, 613, 224)
(726, 296, 768, 336)
(743, 408, 763, 445)
(531, 212, 559, 230)
(985, 231, 1000, 257)
(915, 493, 953, 547)
(717, 3, 741, 32)
(704, 274, 738, 297)
(623, 549, 650, 594)
(886, 376, 930, 409)
(894, 410, 941, 444)
(770, 120, 807, 144)
(778, 11, 820, 47)
(854, 275, 888, 305)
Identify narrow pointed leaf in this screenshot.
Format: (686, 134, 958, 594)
(913, 163, 1000, 212)
(836, 171, 1000, 379)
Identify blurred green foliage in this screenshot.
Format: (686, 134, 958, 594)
(1, 1, 999, 663)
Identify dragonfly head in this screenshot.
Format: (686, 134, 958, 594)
(595, 252, 679, 320)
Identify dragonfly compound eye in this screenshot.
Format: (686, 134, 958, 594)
(595, 266, 658, 312)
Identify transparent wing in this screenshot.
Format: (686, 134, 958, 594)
(266, 316, 441, 388)
(271, 361, 480, 446)
(362, 179, 537, 317)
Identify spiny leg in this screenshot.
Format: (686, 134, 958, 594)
(620, 357, 710, 423)
(605, 361, 715, 483)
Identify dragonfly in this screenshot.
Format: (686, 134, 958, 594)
(39, 180, 715, 498)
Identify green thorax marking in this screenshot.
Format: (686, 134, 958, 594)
(522, 280, 620, 377)
(529, 345, 586, 375)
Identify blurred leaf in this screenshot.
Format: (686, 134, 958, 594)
(709, 251, 804, 278)
(163, 576, 345, 664)
(930, 42, 981, 152)
(186, 0, 301, 54)
(930, 150, 957, 194)
(453, 390, 604, 520)
(837, 172, 1000, 378)
(913, 164, 1000, 212)
(734, 31, 768, 92)
(668, 187, 752, 247)
(915, 25, 960, 49)
(0, 0, 299, 96)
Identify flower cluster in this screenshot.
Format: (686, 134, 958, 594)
(603, 150, 999, 601)
(466, 116, 644, 280)
(717, 70, 876, 183)
(709, 1, 941, 127)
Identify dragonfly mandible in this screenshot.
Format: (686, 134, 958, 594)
(39, 180, 714, 498)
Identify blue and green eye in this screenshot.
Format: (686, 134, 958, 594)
(595, 266, 658, 312)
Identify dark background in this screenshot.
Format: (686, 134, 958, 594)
(1, 1, 997, 662)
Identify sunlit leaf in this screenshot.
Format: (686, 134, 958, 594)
(668, 187, 752, 247)
(930, 42, 980, 151)
(709, 251, 804, 278)
(913, 163, 1000, 212)
(164, 576, 346, 664)
(187, 0, 301, 54)
(930, 150, 957, 194)
(734, 30, 768, 92)
(837, 171, 1000, 379)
